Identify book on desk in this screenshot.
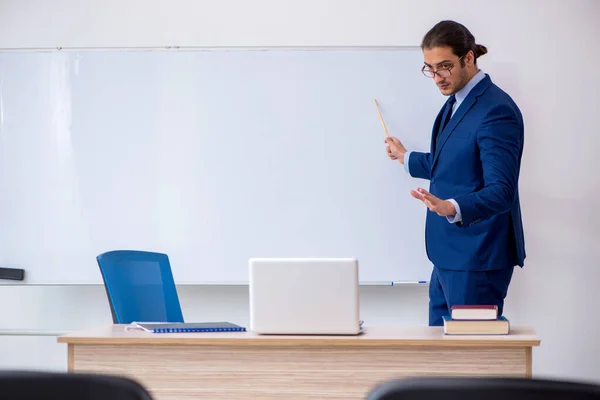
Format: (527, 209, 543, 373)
(443, 305, 510, 335)
(127, 321, 247, 333)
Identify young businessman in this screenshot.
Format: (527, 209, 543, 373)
(385, 20, 526, 326)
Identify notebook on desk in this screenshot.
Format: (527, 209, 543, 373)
(128, 321, 246, 333)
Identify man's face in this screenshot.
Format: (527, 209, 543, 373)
(422, 46, 470, 96)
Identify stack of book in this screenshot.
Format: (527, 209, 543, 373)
(442, 305, 510, 335)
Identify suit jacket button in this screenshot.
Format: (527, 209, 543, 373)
(431, 178, 435, 183)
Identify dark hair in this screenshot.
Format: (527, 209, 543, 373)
(421, 20, 487, 65)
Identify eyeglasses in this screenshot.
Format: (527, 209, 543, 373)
(421, 55, 464, 78)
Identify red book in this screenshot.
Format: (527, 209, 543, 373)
(450, 305, 498, 320)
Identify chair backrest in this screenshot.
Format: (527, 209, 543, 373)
(97, 250, 184, 324)
(366, 377, 600, 400)
(0, 371, 153, 400)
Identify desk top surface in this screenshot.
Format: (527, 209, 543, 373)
(57, 325, 540, 347)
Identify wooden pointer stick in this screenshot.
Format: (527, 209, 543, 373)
(373, 99, 390, 138)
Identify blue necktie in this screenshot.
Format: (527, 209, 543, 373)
(438, 95, 456, 138)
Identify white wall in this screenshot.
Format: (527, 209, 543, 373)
(1, 0, 599, 384)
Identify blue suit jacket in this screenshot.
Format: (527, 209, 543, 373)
(409, 74, 525, 271)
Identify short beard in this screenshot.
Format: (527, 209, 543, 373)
(455, 68, 470, 92)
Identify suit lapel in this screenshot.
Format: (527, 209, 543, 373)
(431, 75, 492, 170)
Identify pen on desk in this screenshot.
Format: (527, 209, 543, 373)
(392, 281, 428, 286)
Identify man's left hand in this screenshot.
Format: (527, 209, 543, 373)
(410, 188, 456, 217)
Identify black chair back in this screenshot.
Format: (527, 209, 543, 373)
(0, 371, 153, 400)
(366, 377, 600, 400)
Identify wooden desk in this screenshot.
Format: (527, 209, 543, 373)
(58, 325, 540, 400)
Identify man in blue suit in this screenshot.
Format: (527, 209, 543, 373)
(385, 20, 526, 326)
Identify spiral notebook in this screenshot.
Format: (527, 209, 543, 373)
(128, 321, 247, 333)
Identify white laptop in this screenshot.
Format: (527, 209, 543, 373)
(248, 257, 362, 335)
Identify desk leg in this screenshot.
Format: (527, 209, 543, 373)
(526, 347, 532, 378)
(67, 344, 74, 372)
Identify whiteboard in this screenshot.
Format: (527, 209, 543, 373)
(0, 47, 444, 284)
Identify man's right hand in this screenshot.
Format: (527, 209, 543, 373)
(385, 137, 407, 164)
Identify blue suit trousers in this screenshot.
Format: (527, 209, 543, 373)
(428, 265, 514, 326)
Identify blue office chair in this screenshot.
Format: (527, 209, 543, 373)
(97, 250, 184, 324)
